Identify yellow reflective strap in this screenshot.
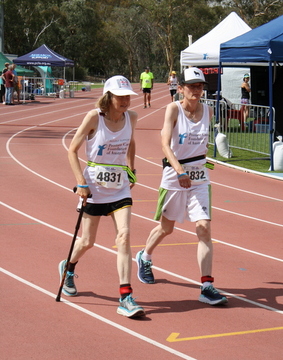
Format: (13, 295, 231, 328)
(87, 161, 137, 183)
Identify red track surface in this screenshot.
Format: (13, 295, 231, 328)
(1, 85, 283, 360)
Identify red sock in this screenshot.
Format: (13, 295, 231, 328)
(201, 275, 214, 283)
(120, 284, 132, 299)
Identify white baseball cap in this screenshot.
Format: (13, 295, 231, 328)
(103, 75, 138, 96)
(180, 67, 207, 84)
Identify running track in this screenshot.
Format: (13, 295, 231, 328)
(1, 85, 283, 360)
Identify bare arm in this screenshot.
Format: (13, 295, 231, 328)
(127, 110, 138, 188)
(242, 81, 251, 92)
(161, 103, 184, 176)
(68, 109, 98, 201)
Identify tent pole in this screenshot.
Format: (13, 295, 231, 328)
(214, 62, 222, 157)
(268, 61, 274, 171)
(22, 76, 26, 104)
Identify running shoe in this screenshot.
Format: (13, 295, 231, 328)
(117, 294, 145, 318)
(58, 260, 78, 296)
(136, 249, 155, 284)
(199, 285, 228, 305)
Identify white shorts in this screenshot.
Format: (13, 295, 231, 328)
(154, 184, 211, 223)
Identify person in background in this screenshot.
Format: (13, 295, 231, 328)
(59, 75, 145, 318)
(167, 71, 178, 102)
(136, 67, 228, 306)
(241, 73, 251, 122)
(12, 64, 21, 104)
(1, 62, 10, 104)
(3, 64, 15, 105)
(140, 66, 154, 108)
(0, 72, 5, 104)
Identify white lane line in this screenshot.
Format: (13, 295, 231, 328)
(5, 122, 283, 263)
(135, 155, 283, 203)
(0, 267, 197, 360)
(1, 200, 283, 314)
(135, 181, 283, 229)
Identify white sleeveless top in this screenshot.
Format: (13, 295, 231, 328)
(169, 76, 178, 90)
(160, 101, 210, 191)
(83, 110, 132, 203)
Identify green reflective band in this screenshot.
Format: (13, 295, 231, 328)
(87, 161, 137, 183)
(205, 162, 215, 170)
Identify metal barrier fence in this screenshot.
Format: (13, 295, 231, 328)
(202, 99, 275, 156)
(15, 77, 91, 101)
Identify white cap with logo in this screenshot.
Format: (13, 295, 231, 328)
(180, 67, 208, 84)
(103, 75, 138, 96)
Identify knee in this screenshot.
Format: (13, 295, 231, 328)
(79, 236, 95, 251)
(196, 220, 211, 241)
(159, 224, 174, 237)
(115, 228, 130, 248)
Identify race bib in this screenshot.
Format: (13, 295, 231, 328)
(182, 164, 208, 185)
(90, 166, 124, 189)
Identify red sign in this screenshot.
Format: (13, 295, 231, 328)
(200, 68, 223, 75)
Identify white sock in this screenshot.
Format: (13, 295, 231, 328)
(202, 281, 212, 289)
(142, 250, 152, 261)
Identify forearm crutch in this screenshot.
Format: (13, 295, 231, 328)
(55, 187, 91, 302)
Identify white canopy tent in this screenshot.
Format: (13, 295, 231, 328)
(180, 12, 251, 67)
(180, 12, 252, 103)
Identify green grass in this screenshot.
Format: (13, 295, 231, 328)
(207, 144, 283, 175)
(207, 117, 282, 174)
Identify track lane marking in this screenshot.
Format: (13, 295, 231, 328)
(167, 327, 283, 342)
(0, 267, 196, 360)
(5, 123, 283, 264)
(1, 200, 283, 315)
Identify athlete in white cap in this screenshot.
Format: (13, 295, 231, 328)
(59, 75, 145, 318)
(136, 67, 228, 306)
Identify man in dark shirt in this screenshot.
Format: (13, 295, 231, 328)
(3, 64, 14, 105)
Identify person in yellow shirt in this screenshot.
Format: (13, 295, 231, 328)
(140, 67, 154, 108)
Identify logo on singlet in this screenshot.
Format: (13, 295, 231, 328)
(179, 133, 187, 144)
(97, 144, 107, 155)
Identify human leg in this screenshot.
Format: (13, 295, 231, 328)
(196, 219, 213, 277)
(147, 91, 151, 107)
(112, 207, 145, 317)
(112, 206, 132, 285)
(59, 213, 100, 296)
(5, 87, 12, 104)
(187, 184, 227, 305)
(136, 216, 175, 284)
(143, 91, 147, 108)
(196, 219, 227, 305)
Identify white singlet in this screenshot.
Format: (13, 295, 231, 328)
(161, 101, 211, 191)
(83, 109, 132, 204)
(168, 76, 178, 90)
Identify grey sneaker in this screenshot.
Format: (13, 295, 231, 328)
(136, 250, 155, 284)
(199, 285, 228, 305)
(58, 260, 78, 296)
(117, 294, 145, 318)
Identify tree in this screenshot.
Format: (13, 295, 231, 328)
(2, 0, 282, 81)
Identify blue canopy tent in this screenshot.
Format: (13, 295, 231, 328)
(218, 14, 283, 170)
(13, 44, 74, 67)
(13, 44, 75, 97)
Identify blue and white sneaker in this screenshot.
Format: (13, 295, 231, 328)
(58, 260, 78, 296)
(199, 285, 228, 305)
(117, 294, 145, 318)
(136, 250, 155, 284)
